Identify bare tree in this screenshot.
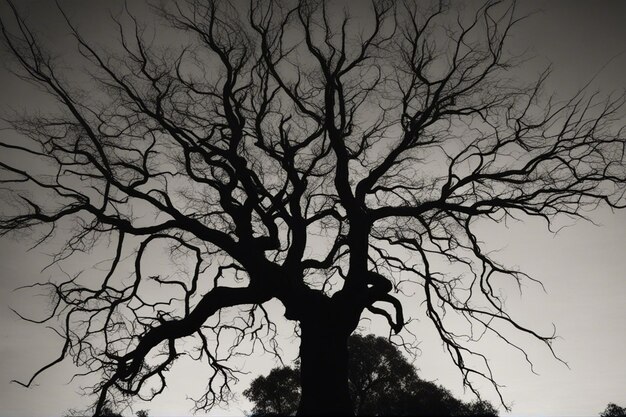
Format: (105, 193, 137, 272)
(1, 0, 625, 415)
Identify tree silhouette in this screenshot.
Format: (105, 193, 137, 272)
(244, 366, 301, 416)
(97, 408, 123, 417)
(244, 334, 498, 416)
(600, 403, 626, 417)
(1, 0, 625, 415)
(63, 400, 144, 417)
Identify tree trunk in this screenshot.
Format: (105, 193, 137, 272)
(297, 311, 355, 416)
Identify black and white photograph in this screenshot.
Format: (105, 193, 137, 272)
(1, 1, 625, 416)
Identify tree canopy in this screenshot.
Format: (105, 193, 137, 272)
(63, 402, 149, 417)
(600, 403, 626, 417)
(1, 0, 625, 415)
(244, 334, 498, 416)
(245, 366, 301, 416)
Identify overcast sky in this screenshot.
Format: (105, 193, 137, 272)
(0, 1, 625, 417)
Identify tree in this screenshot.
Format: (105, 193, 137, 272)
(97, 407, 123, 417)
(64, 408, 122, 417)
(62, 400, 134, 417)
(1, 0, 625, 415)
(462, 401, 499, 417)
(244, 366, 301, 416)
(62, 401, 149, 417)
(349, 333, 423, 415)
(600, 403, 626, 417)
(245, 334, 498, 416)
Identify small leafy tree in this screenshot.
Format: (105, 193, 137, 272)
(63, 403, 123, 417)
(244, 334, 498, 416)
(463, 401, 499, 417)
(244, 366, 301, 416)
(600, 403, 626, 417)
(63, 402, 148, 417)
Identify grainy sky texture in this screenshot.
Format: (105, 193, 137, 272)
(0, 1, 625, 417)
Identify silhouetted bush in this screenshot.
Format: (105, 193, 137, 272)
(244, 334, 498, 416)
(600, 403, 626, 417)
(62, 405, 149, 417)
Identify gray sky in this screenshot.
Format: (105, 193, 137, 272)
(0, 1, 625, 416)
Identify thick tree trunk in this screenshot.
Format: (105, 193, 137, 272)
(296, 313, 355, 416)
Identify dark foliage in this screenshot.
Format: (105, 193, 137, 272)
(64, 404, 149, 417)
(245, 334, 498, 416)
(245, 366, 302, 416)
(601, 403, 626, 417)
